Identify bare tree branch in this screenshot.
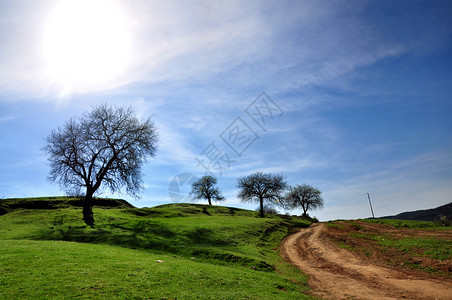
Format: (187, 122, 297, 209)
(236, 172, 287, 217)
(284, 184, 324, 218)
(190, 176, 225, 205)
(42, 104, 158, 226)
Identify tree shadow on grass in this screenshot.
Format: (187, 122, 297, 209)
(34, 220, 231, 253)
(32, 219, 273, 271)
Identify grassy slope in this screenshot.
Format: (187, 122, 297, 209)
(0, 197, 313, 299)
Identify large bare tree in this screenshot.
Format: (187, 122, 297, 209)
(43, 104, 158, 226)
(190, 175, 225, 205)
(237, 172, 287, 217)
(284, 184, 324, 218)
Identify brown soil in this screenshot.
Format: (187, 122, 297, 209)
(281, 222, 452, 299)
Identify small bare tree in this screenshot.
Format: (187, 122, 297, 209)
(285, 184, 324, 218)
(43, 104, 158, 226)
(190, 175, 225, 205)
(237, 172, 287, 217)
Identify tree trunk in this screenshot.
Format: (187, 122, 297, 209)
(302, 202, 308, 218)
(208, 197, 212, 205)
(83, 190, 95, 227)
(259, 197, 264, 218)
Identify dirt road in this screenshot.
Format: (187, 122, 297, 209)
(281, 223, 452, 299)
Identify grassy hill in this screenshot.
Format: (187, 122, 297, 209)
(0, 197, 314, 299)
(380, 202, 452, 222)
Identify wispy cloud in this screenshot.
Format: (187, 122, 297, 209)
(0, 115, 15, 124)
(0, 1, 450, 221)
(0, 1, 404, 100)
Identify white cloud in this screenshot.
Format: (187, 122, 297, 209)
(152, 121, 198, 167)
(0, 1, 450, 222)
(0, 0, 437, 104)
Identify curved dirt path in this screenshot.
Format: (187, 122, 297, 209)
(281, 223, 452, 300)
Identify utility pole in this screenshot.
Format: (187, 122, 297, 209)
(367, 193, 375, 219)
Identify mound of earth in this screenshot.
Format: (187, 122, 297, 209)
(0, 196, 134, 215)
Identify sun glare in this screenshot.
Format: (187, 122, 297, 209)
(42, 0, 132, 91)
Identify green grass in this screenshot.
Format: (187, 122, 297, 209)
(345, 221, 450, 259)
(363, 218, 449, 229)
(0, 198, 313, 299)
(368, 234, 452, 260)
(325, 221, 344, 230)
(0, 240, 308, 299)
(361, 219, 452, 260)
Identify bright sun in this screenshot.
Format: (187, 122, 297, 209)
(42, 0, 132, 91)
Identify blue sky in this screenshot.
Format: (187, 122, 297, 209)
(0, 0, 451, 221)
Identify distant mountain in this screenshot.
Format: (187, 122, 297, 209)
(380, 202, 452, 222)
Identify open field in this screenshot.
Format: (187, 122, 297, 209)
(0, 197, 313, 299)
(3, 197, 451, 299)
(329, 219, 452, 273)
(282, 219, 452, 299)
